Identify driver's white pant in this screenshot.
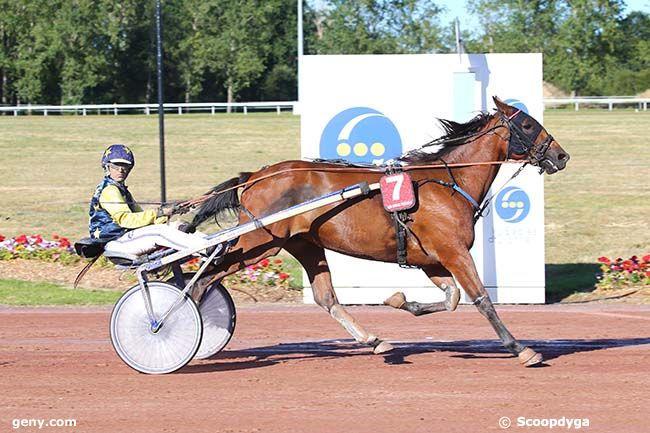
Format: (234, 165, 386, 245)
(105, 223, 207, 256)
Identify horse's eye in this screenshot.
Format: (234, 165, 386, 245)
(522, 122, 532, 130)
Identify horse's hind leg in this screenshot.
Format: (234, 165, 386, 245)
(384, 265, 460, 315)
(441, 249, 543, 367)
(284, 238, 393, 354)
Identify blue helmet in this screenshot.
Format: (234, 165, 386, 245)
(101, 144, 134, 168)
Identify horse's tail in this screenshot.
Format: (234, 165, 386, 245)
(189, 172, 253, 229)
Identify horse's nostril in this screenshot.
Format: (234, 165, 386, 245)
(558, 153, 568, 160)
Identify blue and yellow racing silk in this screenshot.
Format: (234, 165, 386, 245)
(88, 176, 167, 240)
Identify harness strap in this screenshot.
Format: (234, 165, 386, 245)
(473, 162, 528, 223)
(393, 212, 416, 268)
(451, 183, 480, 209)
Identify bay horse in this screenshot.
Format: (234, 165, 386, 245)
(188, 97, 569, 367)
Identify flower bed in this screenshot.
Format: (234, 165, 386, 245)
(183, 256, 293, 292)
(0, 234, 79, 265)
(596, 254, 650, 290)
(0, 234, 298, 294)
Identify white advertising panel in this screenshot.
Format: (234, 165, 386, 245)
(300, 53, 544, 304)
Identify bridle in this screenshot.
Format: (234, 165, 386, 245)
(500, 109, 554, 168)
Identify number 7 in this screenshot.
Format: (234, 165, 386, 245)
(386, 175, 403, 201)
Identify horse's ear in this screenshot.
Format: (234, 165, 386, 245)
(492, 96, 514, 115)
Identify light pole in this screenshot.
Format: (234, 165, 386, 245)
(156, 0, 167, 203)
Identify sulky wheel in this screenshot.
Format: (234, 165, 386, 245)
(109, 281, 203, 374)
(167, 274, 236, 359)
(194, 281, 236, 359)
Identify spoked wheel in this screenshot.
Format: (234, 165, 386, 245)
(109, 282, 203, 374)
(168, 274, 236, 359)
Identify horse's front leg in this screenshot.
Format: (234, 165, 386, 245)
(384, 265, 460, 315)
(441, 249, 543, 367)
(284, 238, 393, 354)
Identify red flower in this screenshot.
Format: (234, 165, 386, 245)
(58, 238, 71, 248)
(278, 272, 289, 280)
(15, 235, 28, 245)
(53, 234, 60, 240)
(645, 271, 650, 278)
(31, 235, 43, 244)
(260, 258, 270, 268)
(0, 234, 5, 242)
(643, 255, 650, 263)
(597, 256, 610, 264)
(274, 259, 283, 264)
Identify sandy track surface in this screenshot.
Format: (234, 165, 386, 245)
(1, 303, 648, 432)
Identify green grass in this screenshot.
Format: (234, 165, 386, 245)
(1, 110, 649, 302)
(0, 279, 121, 305)
(543, 110, 650, 296)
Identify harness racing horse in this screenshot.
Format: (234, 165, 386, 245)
(189, 97, 570, 367)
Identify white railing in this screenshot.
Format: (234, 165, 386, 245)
(544, 96, 649, 111)
(1, 97, 648, 116)
(0, 101, 297, 116)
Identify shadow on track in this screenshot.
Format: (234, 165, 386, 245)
(180, 337, 650, 373)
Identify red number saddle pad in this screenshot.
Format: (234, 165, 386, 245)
(380, 172, 416, 212)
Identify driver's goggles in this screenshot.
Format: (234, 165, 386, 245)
(107, 162, 132, 171)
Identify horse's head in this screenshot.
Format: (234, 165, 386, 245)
(493, 96, 570, 174)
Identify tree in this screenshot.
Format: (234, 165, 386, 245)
(188, 0, 272, 106)
(548, 0, 625, 95)
(466, 0, 628, 95)
(309, 0, 447, 54)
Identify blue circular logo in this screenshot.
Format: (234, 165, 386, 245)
(503, 98, 529, 114)
(319, 107, 403, 164)
(495, 186, 531, 223)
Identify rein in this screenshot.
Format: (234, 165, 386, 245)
(175, 159, 527, 213)
(176, 109, 551, 215)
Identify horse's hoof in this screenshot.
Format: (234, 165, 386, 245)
(518, 347, 543, 366)
(373, 340, 394, 354)
(384, 292, 406, 309)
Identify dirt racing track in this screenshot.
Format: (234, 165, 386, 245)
(1, 303, 648, 433)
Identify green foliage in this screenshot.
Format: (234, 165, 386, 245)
(309, 0, 446, 54)
(1, 1, 649, 104)
(466, 0, 649, 95)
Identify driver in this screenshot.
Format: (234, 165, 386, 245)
(88, 144, 208, 257)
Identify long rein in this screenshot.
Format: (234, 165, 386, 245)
(176, 119, 527, 214)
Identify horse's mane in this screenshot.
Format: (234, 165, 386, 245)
(398, 111, 493, 164)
